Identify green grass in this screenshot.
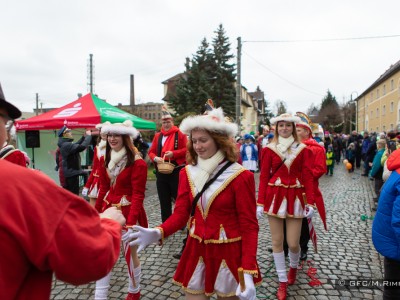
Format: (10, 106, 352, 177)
(147, 165, 156, 181)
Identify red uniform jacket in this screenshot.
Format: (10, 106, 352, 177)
(0, 160, 121, 300)
(148, 126, 187, 166)
(159, 163, 260, 274)
(0, 145, 26, 167)
(85, 146, 101, 190)
(257, 143, 315, 214)
(96, 156, 148, 227)
(303, 138, 328, 230)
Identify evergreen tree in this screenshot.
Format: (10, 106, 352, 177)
(210, 24, 236, 118)
(320, 90, 339, 110)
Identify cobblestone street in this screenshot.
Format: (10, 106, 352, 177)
(51, 162, 384, 299)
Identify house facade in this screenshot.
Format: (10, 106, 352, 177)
(356, 60, 400, 133)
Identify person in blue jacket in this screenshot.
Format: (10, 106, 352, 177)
(240, 133, 258, 172)
(372, 148, 400, 300)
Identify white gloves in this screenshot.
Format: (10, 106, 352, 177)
(235, 273, 256, 300)
(256, 206, 264, 220)
(121, 225, 162, 253)
(82, 187, 89, 197)
(304, 205, 315, 219)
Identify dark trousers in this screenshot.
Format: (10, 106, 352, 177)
(65, 176, 80, 195)
(384, 257, 400, 299)
(355, 152, 362, 168)
(283, 218, 310, 255)
(156, 168, 180, 222)
(374, 178, 383, 199)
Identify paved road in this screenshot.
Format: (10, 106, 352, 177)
(51, 163, 383, 299)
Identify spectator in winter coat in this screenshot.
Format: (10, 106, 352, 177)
(370, 139, 386, 206)
(326, 145, 334, 176)
(372, 148, 400, 299)
(361, 131, 372, 176)
(57, 126, 92, 195)
(346, 143, 356, 173)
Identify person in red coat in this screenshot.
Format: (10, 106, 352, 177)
(82, 123, 108, 207)
(148, 106, 188, 223)
(124, 103, 262, 299)
(0, 82, 126, 300)
(257, 113, 315, 300)
(295, 112, 327, 260)
(95, 120, 148, 300)
(0, 141, 26, 166)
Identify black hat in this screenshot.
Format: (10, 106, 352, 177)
(57, 125, 71, 137)
(0, 82, 21, 119)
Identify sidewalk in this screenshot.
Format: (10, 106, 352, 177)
(51, 163, 383, 299)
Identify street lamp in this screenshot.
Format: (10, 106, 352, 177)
(350, 91, 359, 132)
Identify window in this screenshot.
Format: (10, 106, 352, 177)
(144, 113, 147, 118)
(377, 89, 380, 99)
(383, 85, 386, 95)
(391, 124, 394, 130)
(391, 79, 394, 90)
(391, 102, 394, 112)
(370, 92, 373, 102)
(376, 108, 379, 117)
(153, 113, 156, 119)
(383, 105, 386, 115)
(158, 113, 161, 119)
(383, 125, 386, 131)
(377, 127, 379, 132)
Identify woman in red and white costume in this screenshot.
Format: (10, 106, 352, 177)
(257, 113, 315, 300)
(82, 123, 108, 206)
(94, 120, 148, 300)
(124, 103, 262, 300)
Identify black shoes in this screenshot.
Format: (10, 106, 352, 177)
(300, 251, 308, 261)
(173, 252, 182, 259)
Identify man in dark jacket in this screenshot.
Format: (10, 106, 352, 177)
(57, 126, 92, 195)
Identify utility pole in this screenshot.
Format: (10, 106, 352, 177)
(236, 37, 242, 133)
(35, 93, 39, 116)
(88, 54, 94, 94)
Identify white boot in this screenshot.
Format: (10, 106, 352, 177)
(288, 249, 300, 268)
(273, 251, 287, 282)
(128, 265, 141, 294)
(94, 272, 112, 300)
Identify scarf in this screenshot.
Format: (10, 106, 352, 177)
(161, 125, 179, 136)
(277, 136, 295, 154)
(193, 150, 225, 192)
(108, 148, 127, 171)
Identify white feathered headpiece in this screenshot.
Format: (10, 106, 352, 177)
(179, 99, 238, 137)
(270, 113, 301, 125)
(100, 120, 139, 139)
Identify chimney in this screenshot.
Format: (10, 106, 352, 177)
(130, 74, 135, 107)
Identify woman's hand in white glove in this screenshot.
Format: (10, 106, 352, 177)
(82, 187, 89, 197)
(256, 206, 264, 220)
(235, 273, 256, 300)
(304, 205, 315, 219)
(122, 226, 162, 253)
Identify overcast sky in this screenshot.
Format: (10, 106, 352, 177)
(1, 0, 399, 115)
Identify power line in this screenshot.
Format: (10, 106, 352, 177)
(243, 51, 324, 97)
(244, 34, 400, 43)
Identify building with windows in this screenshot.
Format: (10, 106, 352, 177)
(356, 60, 400, 133)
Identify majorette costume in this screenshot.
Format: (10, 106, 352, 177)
(95, 120, 148, 300)
(0, 142, 26, 167)
(295, 112, 327, 230)
(0, 83, 122, 300)
(156, 102, 262, 297)
(257, 113, 315, 300)
(84, 123, 108, 199)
